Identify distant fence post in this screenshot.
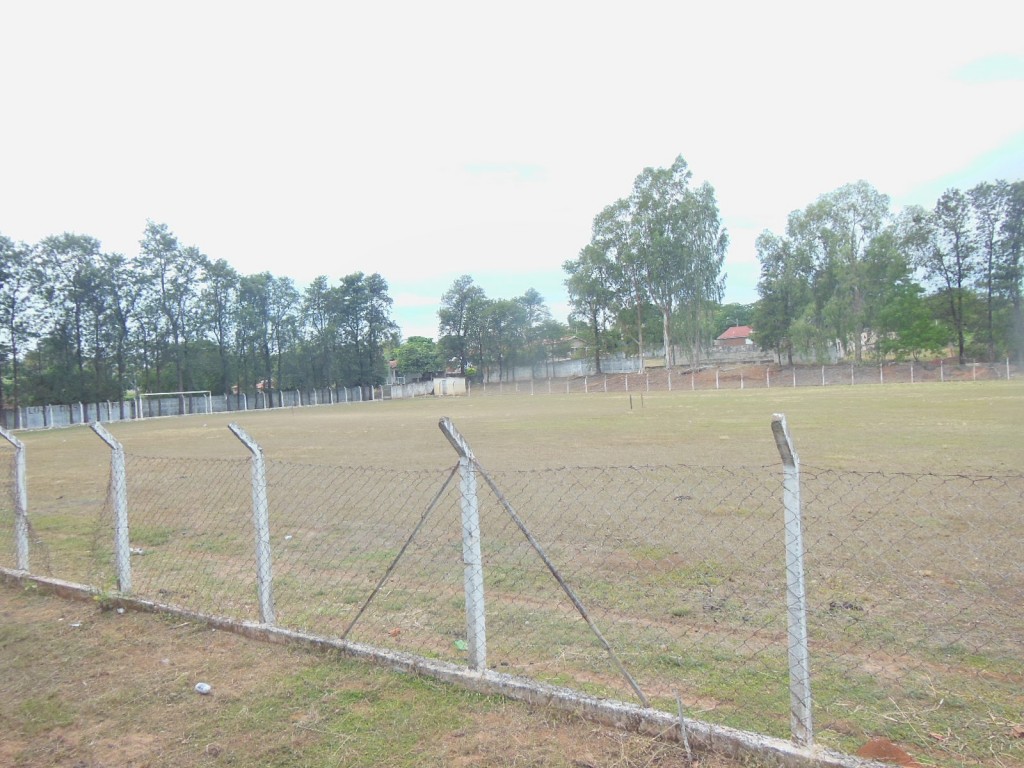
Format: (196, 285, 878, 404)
(91, 423, 132, 593)
(0, 426, 30, 571)
(228, 423, 276, 626)
(438, 417, 487, 672)
(771, 414, 813, 747)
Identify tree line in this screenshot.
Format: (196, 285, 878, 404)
(431, 156, 731, 381)
(3, 159, 1020, 414)
(560, 161, 1023, 370)
(0, 221, 399, 411)
(561, 155, 729, 373)
(753, 179, 1024, 366)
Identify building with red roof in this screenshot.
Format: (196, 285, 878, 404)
(715, 325, 755, 348)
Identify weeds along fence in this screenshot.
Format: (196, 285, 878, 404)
(1, 420, 1022, 766)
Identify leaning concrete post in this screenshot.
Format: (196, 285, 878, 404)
(439, 417, 487, 671)
(771, 414, 813, 747)
(228, 423, 276, 625)
(91, 423, 131, 593)
(0, 427, 30, 571)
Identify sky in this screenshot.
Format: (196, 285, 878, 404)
(2, 1, 1022, 341)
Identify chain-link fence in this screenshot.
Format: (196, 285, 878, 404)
(1, 419, 1021, 765)
(474, 360, 1018, 397)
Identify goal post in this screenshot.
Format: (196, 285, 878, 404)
(135, 390, 212, 419)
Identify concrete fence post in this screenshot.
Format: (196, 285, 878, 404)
(0, 427, 30, 571)
(228, 423, 276, 625)
(438, 417, 487, 672)
(91, 423, 132, 593)
(771, 414, 813, 747)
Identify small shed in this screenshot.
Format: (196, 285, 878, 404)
(432, 377, 468, 396)
(715, 325, 755, 348)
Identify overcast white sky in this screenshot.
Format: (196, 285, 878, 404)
(2, 1, 1022, 340)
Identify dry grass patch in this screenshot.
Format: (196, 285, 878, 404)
(1, 584, 756, 768)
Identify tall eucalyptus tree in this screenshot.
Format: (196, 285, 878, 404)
(34, 232, 104, 400)
(627, 155, 727, 367)
(438, 274, 486, 376)
(916, 189, 976, 364)
(202, 258, 239, 394)
(792, 181, 891, 362)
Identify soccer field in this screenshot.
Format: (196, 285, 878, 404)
(3, 381, 1023, 765)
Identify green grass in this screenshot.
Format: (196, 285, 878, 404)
(15, 693, 76, 736)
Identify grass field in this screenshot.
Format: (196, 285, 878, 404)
(2, 380, 1023, 767)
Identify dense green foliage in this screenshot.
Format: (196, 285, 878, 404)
(754, 179, 1024, 365)
(563, 155, 729, 371)
(0, 221, 400, 408)
(4, 170, 1020, 410)
(437, 277, 568, 381)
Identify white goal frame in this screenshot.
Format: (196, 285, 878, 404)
(135, 390, 212, 419)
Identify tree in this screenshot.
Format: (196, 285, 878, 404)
(564, 243, 617, 373)
(593, 199, 647, 366)
(236, 273, 275, 400)
(138, 222, 208, 400)
(300, 275, 337, 387)
(913, 190, 976, 364)
(713, 302, 755, 335)
(517, 288, 551, 376)
(0, 235, 37, 424)
(202, 258, 239, 394)
(395, 336, 441, 380)
(438, 275, 486, 375)
(999, 181, 1024, 363)
(267, 275, 301, 391)
(754, 231, 812, 364)
(335, 272, 397, 386)
(33, 233, 111, 401)
(479, 298, 527, 381)
(793, 181, 892, 362)
(969, 181, 1009, 362)
(100, 252, 143, 413)
(875, 280, 949, 360)
(627, 155, 727, 368)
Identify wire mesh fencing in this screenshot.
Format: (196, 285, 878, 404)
(0, 445, 14, 567)
(2, 419, 1022, 765)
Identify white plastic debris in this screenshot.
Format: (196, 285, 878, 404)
(195, 682, 212, 695)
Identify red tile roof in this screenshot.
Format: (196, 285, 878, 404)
(716, 325, 753, 341)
